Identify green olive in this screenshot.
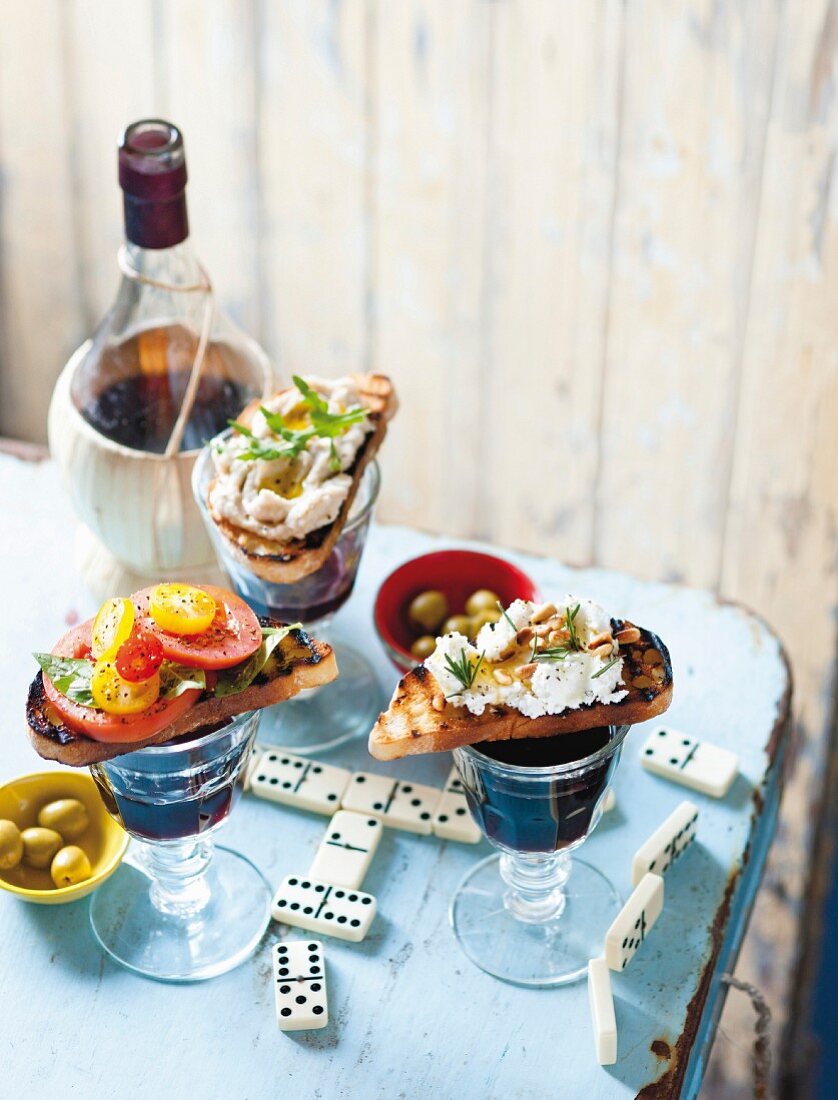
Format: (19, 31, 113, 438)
(21, 827, 63, 870)
(467, 608, 502, 640)
(50, 846, 93, 889)
(0, 819, 24, 871)
(465, 589, 502, 617)
(407, 590, 449, 634)
(38, 798, 89, 841)
(410, 635, 437, 660)
(442, 614, 472, 636)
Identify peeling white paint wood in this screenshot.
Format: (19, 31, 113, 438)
(486, 0, 623, 561)
(709, 1, 838, 1093)
(156, 0, 263, 339)
(65, 0, 157, 325)
(0, 0, 84, 441)
(593, 0, 782, 589)
(0, 459, 791, 1100)
(371, 0, 491, 534)
(258, 0, 368, 381)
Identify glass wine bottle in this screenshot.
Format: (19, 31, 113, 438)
(70, 118, 271, 454)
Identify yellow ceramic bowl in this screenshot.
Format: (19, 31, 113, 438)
(0, 770, 128, 904)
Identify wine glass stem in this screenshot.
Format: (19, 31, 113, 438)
(499, 850, 571, 924)
(140, 836, 214, 917)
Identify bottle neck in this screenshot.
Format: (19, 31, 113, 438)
(122, 240, 207, 291)
(123, 188, 189, 251)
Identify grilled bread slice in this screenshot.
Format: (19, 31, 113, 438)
(369, 620, 672, 761)
(27, 626, 337, 767)
(208, 373, 398, 583)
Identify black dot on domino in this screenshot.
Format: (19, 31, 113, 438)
(361, 897, 372, 905)
(402, 785, 413, 793)
(313, 1005, 324, 1015)
(280, 1008, 292, 1017)
(411, 799, 420, 807)
(289, 877, 298, 885)
(669, 758, 678, 765)
(373, 802, 383, 811)
(331, 832, 341, 840)
(311, 983, 322, 992)
(290, 903, 300, 911)
(438, 814, 448, 823)
(282, 781, 292, 789)
(280, 984, 290, 994)
(277, 898, 287, 907)
(348, 893, 358, 901)
(367, 819, 377, 828)
(256, 774, 266, 782)
(278, 967, 289, 976)
(269, 777, 278, 785)
(420, 812, 430, 820)
(351, 919, 360, 927)
(268, 754, 278, 762)
(294, 761, 303, 769)
(335, 890, 345, 898)
(355, 776, 366, 783)
(280, 757, 290, 765)
(328, 794, 337, 801)
(295, 995, 306, 1005)
(313, 766, 322, 774)
(303, 906, 313, 915)
(308, 943, 317, 951)
(456, 808, 466, 816)
(337, 916, 347, 924)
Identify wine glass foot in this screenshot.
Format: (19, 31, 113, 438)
(449, 852, 622, 987)
(258, 640, 384, 754)
(89, 845, 271, 982)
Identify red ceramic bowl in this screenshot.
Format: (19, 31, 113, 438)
(375, 549, 540, 672)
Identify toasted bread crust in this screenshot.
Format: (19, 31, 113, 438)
(208, 373, 398, 583)
(26, 628, 338, 767)
(369, 621, 672, 761)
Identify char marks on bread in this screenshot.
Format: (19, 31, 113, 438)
(26, 623, 337, 767)
(369, 620, 672, 761)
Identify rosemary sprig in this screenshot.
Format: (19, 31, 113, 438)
(497, 601, 517, 632)
(565, 603, 582, 651)
(444, 648, 485, 698)
(591, 655, 621, 680)
(534, 645, 572, 662)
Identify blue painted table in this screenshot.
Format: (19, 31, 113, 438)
(0, 455, 790, 1099)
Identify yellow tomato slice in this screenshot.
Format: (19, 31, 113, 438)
(91, 597, 135, 659)
(91, 659, 161, 715)
(149, 583, 217, 636)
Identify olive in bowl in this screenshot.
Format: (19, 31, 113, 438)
(0, 771, 128, 905)
(374, 549, 540, 673)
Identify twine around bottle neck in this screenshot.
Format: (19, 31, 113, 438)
(117, 244, 215, 460)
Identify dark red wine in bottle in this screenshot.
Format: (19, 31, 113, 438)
(71, 119, 270, 454)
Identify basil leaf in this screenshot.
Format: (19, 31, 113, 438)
(33, 653, 95, 708)
(213, 624, 301, 698)
(159, 663, 207, 699)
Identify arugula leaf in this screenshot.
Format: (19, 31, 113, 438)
(292, 375, 366, 439)
(159, 663, 207, 699)
(213, 624, 301, 698)
(227, 420, 295, 462)
(33, 653, 95, 708)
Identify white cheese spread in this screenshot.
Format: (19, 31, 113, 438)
(210, 375, 373, 542)
(425, 597, 627, 719)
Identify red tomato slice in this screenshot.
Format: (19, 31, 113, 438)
(115, 627, 164, 682)
(42, 621, 202, 744)
(132, 584, 262, 670)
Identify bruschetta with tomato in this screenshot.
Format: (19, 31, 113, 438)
(26, 582, 338, 766)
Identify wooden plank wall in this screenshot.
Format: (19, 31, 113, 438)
(0, 1, 835, 1093)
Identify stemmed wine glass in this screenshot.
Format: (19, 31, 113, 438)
(88, 711, 271, 982)
(449, 724, 630, 986)
(192, 438, 382, 753)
